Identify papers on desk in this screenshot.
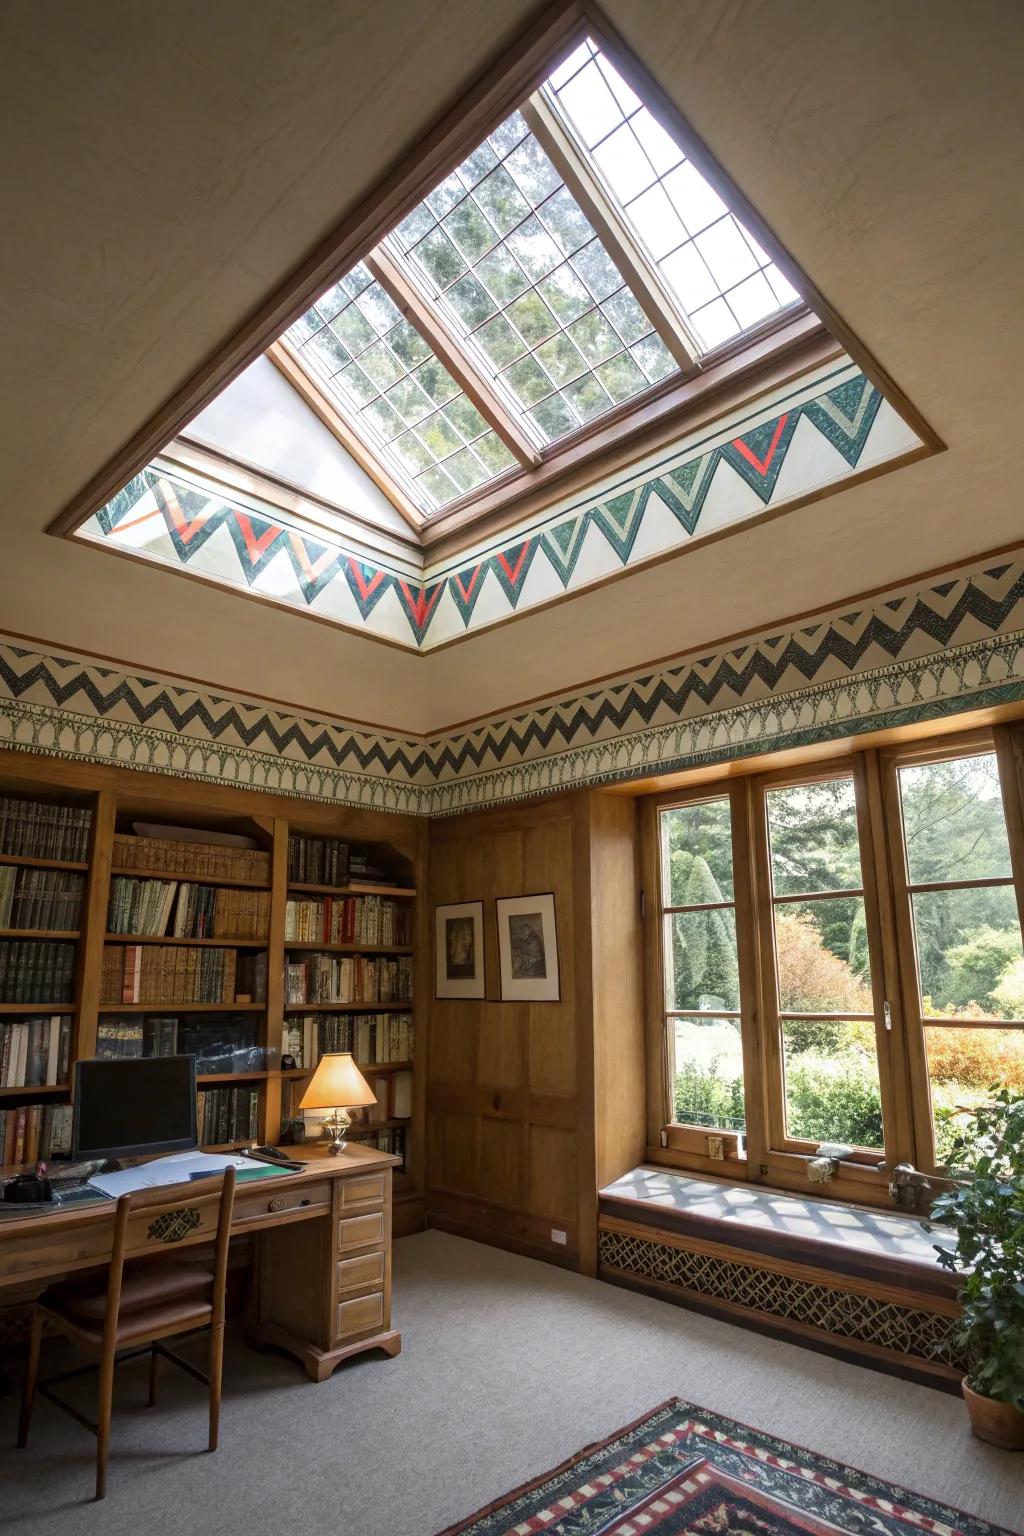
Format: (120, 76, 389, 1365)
(88, 1150, 248, 1199)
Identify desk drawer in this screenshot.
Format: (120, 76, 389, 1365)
(336, 1211, 384, 1252)
(339, 1173, 386, 1209)
(336, 1251, 385, 1295)
(235, 1178, 332, 1226)
(335, 1289, 383, 1340)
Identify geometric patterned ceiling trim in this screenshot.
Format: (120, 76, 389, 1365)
(3, 554, 1022, 815)
(77, 354, 924, 652)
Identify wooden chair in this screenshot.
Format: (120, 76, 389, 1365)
(17, 1167, 235, 1500)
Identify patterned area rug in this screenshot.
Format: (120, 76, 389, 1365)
(437, 1399, 1019, 1536)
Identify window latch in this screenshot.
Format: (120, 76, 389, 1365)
(883, 1001, 893, 1032)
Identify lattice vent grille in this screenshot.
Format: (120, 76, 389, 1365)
(598, 1228, 963, 1368)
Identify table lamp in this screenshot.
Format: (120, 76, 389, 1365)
(298, 1053, 376, 1155)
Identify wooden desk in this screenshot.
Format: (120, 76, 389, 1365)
(0, 1144, 401, 1383)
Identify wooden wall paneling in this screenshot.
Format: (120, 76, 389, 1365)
(74, 789, 116, 1065)
(587, 793, 645, 1194)
(425, 795, 586, 1267)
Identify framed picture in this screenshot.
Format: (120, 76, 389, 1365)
(435, 900, 485, 999)
(496, 893, 560, 1002)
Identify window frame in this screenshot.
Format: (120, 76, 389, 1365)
(880, 726, 1024, 1174)
(644, 724, 1024, 1205)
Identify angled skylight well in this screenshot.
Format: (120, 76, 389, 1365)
(281, 26, 809, 519)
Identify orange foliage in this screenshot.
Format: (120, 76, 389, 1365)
(775, 910, 872, 1014)
(927, 1028, 1024, 1091)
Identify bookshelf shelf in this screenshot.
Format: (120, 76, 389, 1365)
(104, 933, 268, 947)
(110, 866, 270, 890)
(287, 881, 416, 899)
(0, 854, 88, 873)
(97, 1002, 266, 1013)
(196, 1071, 271, 1084)
(0, 1002, 75, 1014)
(281, 1060, 412, 1077)
(0, 929, 80, 940)
(283, 1001, 411, 1013)
(0, 1082, 70, 1098)
(283, 942, 413, 955)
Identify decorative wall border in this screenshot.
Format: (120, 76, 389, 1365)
(76, 359, 922, 652)
(4, 555, 1024, 815)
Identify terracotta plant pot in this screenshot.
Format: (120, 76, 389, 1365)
(962, 1379, 1024, 1450)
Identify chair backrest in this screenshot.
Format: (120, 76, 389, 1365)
(102, 1168, 236, 1348)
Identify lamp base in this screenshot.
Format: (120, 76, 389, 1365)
(319, 1108, 353, 1155)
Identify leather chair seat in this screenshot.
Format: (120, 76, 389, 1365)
(42, 1260, 215, 1336)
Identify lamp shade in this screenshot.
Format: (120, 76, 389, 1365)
(298, 1053, 377, 1111)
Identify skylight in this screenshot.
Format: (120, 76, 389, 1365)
(388, 111, 677, 446)
(545, 40, 799, 351)
(282, 32, 805, 516)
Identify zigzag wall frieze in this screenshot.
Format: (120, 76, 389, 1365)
(79, 364, 922, 651)
(4, 555, 1024, 815)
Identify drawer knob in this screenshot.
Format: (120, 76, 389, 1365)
(268, 1195, 287, 1213)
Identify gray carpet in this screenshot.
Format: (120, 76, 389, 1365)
(0, 1229, 1021, 1533)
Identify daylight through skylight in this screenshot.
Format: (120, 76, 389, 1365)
(545, 40, 799, 350)
(283, 32, 804, 514)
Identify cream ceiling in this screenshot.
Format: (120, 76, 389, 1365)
(2, 0, 1022, 738)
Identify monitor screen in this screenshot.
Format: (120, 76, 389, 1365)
(73, 1056, 199, 1160)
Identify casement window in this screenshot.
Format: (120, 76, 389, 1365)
(645, 724, 1024, 1203)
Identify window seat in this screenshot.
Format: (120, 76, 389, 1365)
(598, 1167, 963, 1391)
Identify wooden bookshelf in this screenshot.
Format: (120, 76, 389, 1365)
(287, 881, 416, 899)
(0, 767, 423, 1220)
(283, 942, 412, 954)
(283, 1001, 411, 1012)
(104, 933, 268, 947)
(0, 854, 88, 873)
(110, 866, 270, 889)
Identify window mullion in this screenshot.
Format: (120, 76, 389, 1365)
(731, 779, 769, 1177)
(877, 750, 937, 1170)
(853, 751, 915, 1167)
(364, 248, 541, 470)
(993, 721, 1024, 942)
(521, 94, 699, 376)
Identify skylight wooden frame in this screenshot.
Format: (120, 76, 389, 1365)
(51, 0, 940, 554)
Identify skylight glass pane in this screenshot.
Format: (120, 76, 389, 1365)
(546, 38, 802, 353)
(285, 265, 515, 512)
(389, 109, 670, 446)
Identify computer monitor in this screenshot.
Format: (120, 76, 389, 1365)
(73, 1056, 199, 1161)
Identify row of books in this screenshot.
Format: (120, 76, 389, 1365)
(284, 1012, 413, 1068)
(287, 833, 349, 887)
(107, 878, 270, 940)
(198, 1086, 259, 1146)
(101, 945, 266, 1005)
(356, 1126, 406, 1169)
(0, 867, 85, 932)
(1, 1017, 72, 1086)
(0, 941, 76, 1003)
(284, 954, 413, 1007)
(113, 833, 270, 883)
(0, 797, 92, 863)
(1, 1103, 73, 1168)
(95, 1017, 263, 1072)
(284, 894, 412, 946)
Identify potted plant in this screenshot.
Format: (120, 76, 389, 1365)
(928, 1087, 1024, 1449)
